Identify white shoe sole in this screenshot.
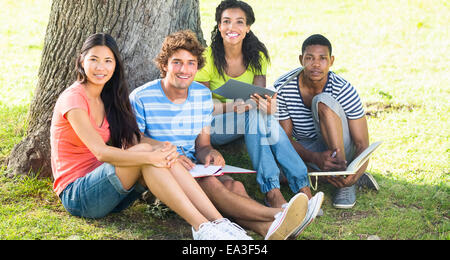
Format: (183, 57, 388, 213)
(333, 201, 356, 209)
(291, 192, 324, 239)
(265, 193, 308, 240)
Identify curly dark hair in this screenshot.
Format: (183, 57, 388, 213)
(76, 33, 140, 149)
(211, 0, 270, 79)
(154, 30, 205, 78)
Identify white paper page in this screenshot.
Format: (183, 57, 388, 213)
(189, 164, 222, 178)
(222, 165, 256, 173)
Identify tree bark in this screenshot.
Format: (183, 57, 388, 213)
(6, 0, 205, 177)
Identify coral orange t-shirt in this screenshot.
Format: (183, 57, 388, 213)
(50, 82, 110, 196)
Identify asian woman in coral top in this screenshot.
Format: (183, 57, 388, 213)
(50, 33, 249, 240)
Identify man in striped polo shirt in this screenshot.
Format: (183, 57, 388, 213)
(275, 34, 378, 209)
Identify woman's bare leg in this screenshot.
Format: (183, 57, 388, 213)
(169, 162, 223, 221)
(115, 162, 209, 230)
(113, 143, 223, 230)
(140, 165, 209, 230)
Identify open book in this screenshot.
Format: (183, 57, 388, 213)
(309, 141, 382, 176)
(212, 79, 276, 100)
(189, 164, 256, 178)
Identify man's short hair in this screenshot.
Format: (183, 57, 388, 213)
(154, 30, 205, 78)
(302, 34, 332, 56)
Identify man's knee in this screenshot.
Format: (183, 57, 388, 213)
(198, 175, 248, 196)
(312, 93, 343, 121)
(128, 143, 153, 152)
(223, 179, 246, 195)
(317, 101, 337, 118)
(197, 176, 221, 190)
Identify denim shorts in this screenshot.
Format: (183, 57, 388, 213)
(59, 163, 147, 218)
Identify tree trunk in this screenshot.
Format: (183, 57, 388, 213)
(6, 0, 205, 178)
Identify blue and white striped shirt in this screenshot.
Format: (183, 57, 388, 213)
(274, 67, 365, 140)
(129, 79, 213, 160)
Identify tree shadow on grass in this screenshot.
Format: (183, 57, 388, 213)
(117, 164, 447, 240)
(213, 142, 449, 240)
(5, 140, 446, 240)
(43, 166, 449, 240)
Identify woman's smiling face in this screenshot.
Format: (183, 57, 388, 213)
(81, 45, 116, 88)
(218, 8, 250, 45)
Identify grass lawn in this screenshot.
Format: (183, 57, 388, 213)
(0, 0, 448, 240)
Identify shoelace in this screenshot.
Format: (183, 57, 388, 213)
(195, 222, 217, 239)
(336, 186, 354, 200)
(200, 221, 240, 240)
(213, 218, 247, 234)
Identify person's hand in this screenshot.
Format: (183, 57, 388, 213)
(250, 93, 277, 114)
(326, 174, 358, 188)
(202, 149, 225, 168)
(313, 149, 347, 171)
(148, 142, 178, 168)
(178, 155, 196, 170)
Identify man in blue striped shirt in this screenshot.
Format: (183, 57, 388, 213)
(275, 34, 375, 209)
(130, 77, 213, 162)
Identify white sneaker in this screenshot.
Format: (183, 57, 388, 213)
(290, 191, 324, 239)
(213, 218, 253, 240)
(192, 222, 235, 240)
(264, 193, 308, 240)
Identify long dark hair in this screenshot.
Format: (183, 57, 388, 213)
(211, 0, 270, 79)
(76, 33, 140, 148)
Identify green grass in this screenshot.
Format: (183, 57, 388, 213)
(0, 0, 448, 240)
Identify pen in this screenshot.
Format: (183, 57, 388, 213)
(331, 150, 337, 158)
(330, 150, 338, 178)
(179, 146, 187, 157)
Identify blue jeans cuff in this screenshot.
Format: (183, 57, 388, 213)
(287, 175, 310, 193)
(259, 179, 281, 194)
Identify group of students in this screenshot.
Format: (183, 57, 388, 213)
(50, 0, 378, 240)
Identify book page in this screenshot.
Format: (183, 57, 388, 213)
(308, 170, 356, 176)
(222, 165, 256, 173)
(346, 141, 382, 172)
(189, 165, 222, 178)
(308, 141, 382, 176)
